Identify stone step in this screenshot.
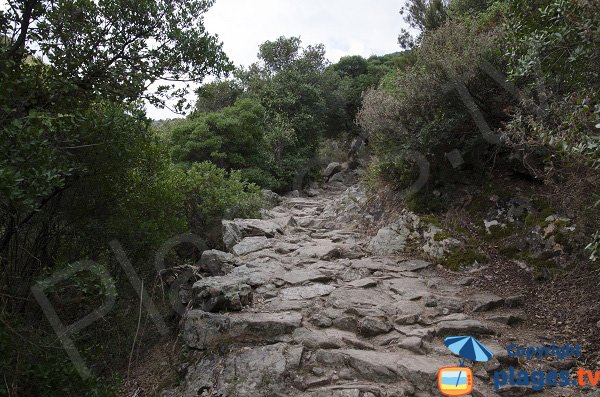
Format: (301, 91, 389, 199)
(183, 310, 302, 349)
(313, 348, 454, 391)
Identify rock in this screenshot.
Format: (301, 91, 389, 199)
(222, 220, 243, 251)
(183, 310, 302, 349)
(199, 249, 235, 276)
(234, 218, 283, 238)
(497, 385, 539, 396)
(348, 278, 377, 288)
(425, 295, 438, 307)
(358, 316, 392, 337)
(332, 316, 359, 332)
(395, 314, 419, 325)
(457, 277, 475, 286)
(472, 293, 505, 312)
(295, 241, 343, 260)
(544, 223, 557, 238)
(329, 172, 345, 183)
(422, 225, 462, 258)
(398, 336, 424, 353)
(262, 189, 281, 208)
(280, 284, 336, 300)
(310, 313, 333, 328)
(271, 215, 297, 230)
(292, 328, 344, 349)
(278, 269, 330, 285)
(232, 236, 273, 256)
(367, 225, 410, 255)
(435, 319, 495, 336)
(315, 349, 448, 383)
(484, 220, 504, 234)
(192, 276, 252, 312)
(323, 162, 342, 179)
(504, 295, 525, 308)
(398, 259, 433, 272)
(293, 327, 370, 351)
(487, 313, 527, 326)
(223, 218, 282, 252)
(305, 188, 319, 197)
(274, 242, 300, 254)
(179, 342, 303, 396)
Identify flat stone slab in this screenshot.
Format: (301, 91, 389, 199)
(232, 236, 273, 256)
(295, 240, 341, 260)
(292, 327, 370, 350)
(315, 348, 451, 384)
(397, 259, 432, 272)
(183, 310, 303, 349)
(435, 319, 496, 336)
(177, 342, 303, 396)
(348, 278, 378, 288)
(278, 269, 331, 285)
(472, 293, 505, 312)
(328, 288, 395, 309)
(192, 276, 252, 312)
(280, 284, 336, 300)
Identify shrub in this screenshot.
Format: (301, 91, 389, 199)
(182, 162, 263, 245)
(358, 20, 512, 193)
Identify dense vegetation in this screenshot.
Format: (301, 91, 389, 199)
(164, 37, 405, 191)
(1, 0, 598, 395)
(359, 0, 599, 257)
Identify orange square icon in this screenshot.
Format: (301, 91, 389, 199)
(437, 366, 473, 396)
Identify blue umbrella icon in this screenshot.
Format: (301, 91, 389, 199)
(444, 336, 494, 362)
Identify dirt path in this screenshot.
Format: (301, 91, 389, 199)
(164, 181, 580, 397)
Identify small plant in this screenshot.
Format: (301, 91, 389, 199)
(586, 231, 600, 263)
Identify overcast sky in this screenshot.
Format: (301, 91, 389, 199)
(148, 0, 406, 120)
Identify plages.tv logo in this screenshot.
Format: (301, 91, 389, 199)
(437, 336, 494, 396)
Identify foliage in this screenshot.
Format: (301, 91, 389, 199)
(399, 0, 450, 49)
(586, 231, 600, 263)
(193, 79, 244, 114)
(501, 0, 600, 164)
(170, 98, 267, 172)
(359, 20, 512, 193)
(183, 162, 263, 244)
(0, 0, 231, 112)
(0, 0, 233, 394)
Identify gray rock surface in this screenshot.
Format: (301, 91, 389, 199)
(199, 249, 234, 276)
(323, 162, 342, 179)
(171, 182, 523, 397)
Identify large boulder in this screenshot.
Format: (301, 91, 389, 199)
(232, 236, 273, 256)
(367, 224, 411, 256)
(183, 310, 302, 349)
(175, 343, 303, 396)
(262, 189, 281, 209)
(222, 220, 243, 251)
(323, 162, 342, 180)
(199, 249, 235, 276)
(222, 219, 283, 252)
(192, 276, 253, 312)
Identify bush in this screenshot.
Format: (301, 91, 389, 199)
(182, 162, 263, 245)
(170, 98, 267, 172)
(358, 20, 512, 192)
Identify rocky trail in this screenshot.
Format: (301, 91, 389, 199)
(162, 178, 562, 397)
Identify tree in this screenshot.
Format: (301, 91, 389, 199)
(398, 0, 450, 49)
(0, 3, 231, 392)
(236, 36, 340, 189)
(0, 0, 232, 112)
(194, 79, 244, 113)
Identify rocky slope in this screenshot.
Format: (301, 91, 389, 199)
(162, 175, 582, 397)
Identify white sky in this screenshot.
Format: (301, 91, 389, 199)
(147, 0, 406, 120)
